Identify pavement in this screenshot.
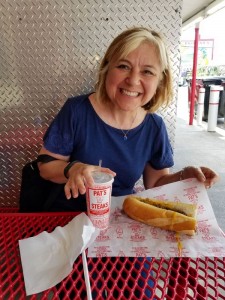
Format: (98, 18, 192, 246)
(174, 97, 225, 232)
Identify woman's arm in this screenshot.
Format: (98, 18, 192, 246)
(38, 147, 70, 183)
(38, 147, 116, 199)
(143, 164, 219, 190)
(143, 164, 169, 189)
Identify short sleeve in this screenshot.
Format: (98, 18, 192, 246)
(43, 98, 76, 156)
(149, 118, 174, 170)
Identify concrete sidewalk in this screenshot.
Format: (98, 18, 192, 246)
(173, 116, 225, 232)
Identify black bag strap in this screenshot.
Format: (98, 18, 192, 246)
(36, 154, 65, 211)
(37, 154, 59, 163)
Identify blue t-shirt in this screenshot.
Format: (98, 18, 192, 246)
(43, 94, 174, 201)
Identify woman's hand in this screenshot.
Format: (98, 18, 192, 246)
(182, 166, 219, 189)
(64, 162, 116, 199)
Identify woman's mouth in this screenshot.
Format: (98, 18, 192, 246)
(120, 89, 140, 97)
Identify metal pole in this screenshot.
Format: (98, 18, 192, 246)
(196, 87, 205, 125)
(189, 23, 200, 125)
(207, 85, 224, 131)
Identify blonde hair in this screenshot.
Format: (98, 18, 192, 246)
(95, 27, 173, 113)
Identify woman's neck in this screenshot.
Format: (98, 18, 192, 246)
(89, 93, 147, 129)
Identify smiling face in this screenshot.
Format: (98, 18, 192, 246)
(105, 42, 162, 112)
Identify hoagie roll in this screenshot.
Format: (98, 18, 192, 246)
(123, 196, 197, 236)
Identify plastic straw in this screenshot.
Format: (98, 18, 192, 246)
(82, 251, 92, 300)
(99, 159, 102, 168)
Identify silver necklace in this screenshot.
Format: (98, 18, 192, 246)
(116, 110, 138, 140)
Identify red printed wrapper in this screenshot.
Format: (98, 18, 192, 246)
(88, 178, 225, 258)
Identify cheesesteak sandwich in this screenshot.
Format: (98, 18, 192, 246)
(123, 196, 197, 235)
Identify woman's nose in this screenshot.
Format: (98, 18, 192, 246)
(126, 70, 140, 85)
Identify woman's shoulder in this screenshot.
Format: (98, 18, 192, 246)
(66, 93, 91, 107)
(58, 93, 92, 116)
(146, 112, 164, 128)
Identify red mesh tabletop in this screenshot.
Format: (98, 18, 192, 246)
(0, 207, 19, 213)
(0, 212, 225, 300)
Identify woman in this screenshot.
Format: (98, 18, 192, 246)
(38, 27, 219, 211)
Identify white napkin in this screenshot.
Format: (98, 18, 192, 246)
(19, 212, 99, 296)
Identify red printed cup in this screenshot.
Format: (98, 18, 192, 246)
(86, 171, 114, 230)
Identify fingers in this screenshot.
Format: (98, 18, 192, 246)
(64, 181, 78, 199)
(200, 166, 219, 181)
(200, 166, 220, 189)
(182, 166, 219, 189)
(194, 167, 206, 183)
(64, 163, 116, 200)
(64, 169, 92, 199)
(65, 176, 87, 199)
(182, 166, 205, 181)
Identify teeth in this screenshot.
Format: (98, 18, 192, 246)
(122, 89, 139, 97)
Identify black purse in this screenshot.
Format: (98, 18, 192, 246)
(19, 155, 65, 212)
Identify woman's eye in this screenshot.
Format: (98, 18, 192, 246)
(117, 64, 130, 70)
(143, 69, 154, 76)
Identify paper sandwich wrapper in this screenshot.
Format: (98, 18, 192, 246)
(88, 178, 225, 258)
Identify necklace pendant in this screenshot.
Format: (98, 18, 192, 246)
(117, 109, 138, 141)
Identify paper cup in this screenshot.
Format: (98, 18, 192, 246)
(86, 171, 114, 230)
